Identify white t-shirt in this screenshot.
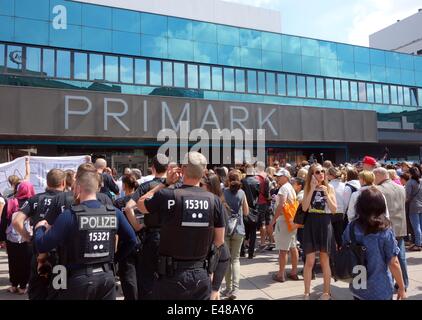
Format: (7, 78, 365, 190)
(329, 179, 346, 213)
(0, 196, 5, 205)
(276, 182, 296, 208)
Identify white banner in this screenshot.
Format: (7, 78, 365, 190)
(0, 155, 90, 195)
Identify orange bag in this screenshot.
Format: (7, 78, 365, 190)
(283, 199, 299, 232)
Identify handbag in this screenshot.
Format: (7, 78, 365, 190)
(332, 222, 367, 283)
(293, 204, 306, 226)
(245, 208, 259, 224)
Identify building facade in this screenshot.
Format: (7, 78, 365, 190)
(1, 0, 422, 170)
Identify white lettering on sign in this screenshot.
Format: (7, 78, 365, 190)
(230, 106, 249, 131)
(79, 215, 117, 230)
(65, 96, 92, 130)
(200, 104, 221, 130)
(52, 5, 67, 30)
(168, 200, 175, 210)
(104, 98, 130, 132)
(161, 101, 190, 131)
(258, 107, 278, 136)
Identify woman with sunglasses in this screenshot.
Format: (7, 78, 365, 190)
(302, 164, 337, 300)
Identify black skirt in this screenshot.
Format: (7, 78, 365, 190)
(302, 212, 335, 255)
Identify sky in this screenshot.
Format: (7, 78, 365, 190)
(225, 0, 421, 47)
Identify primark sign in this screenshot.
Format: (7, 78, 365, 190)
(0, 86, 377, 143)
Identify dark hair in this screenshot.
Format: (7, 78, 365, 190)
(355, 187, 391, 235)
(292, 177, 305, 189)
(409, 167, 421, 184)
(122, 174, 138, 191)
(227, 171, 241, 193)
(47, 169, 66, 188)
(202, 174, 222, 198)
(214, 167, 227, 184)
(400, 172, 410, 182)
(346, 168, 359, 181)
(152, 154, 168, 174)
(65, 169, 75, 189)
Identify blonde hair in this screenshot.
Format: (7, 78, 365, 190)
(266, 166, 276, 178)
(388, 169, 398, 181)
(304, 164, 331, 197)
(358, 170, 375, 186)
(297, 168, 308, 180)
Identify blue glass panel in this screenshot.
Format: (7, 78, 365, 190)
(371, 65, 386, 82)
(218, 45, 240, 66)
(390, 85, 398, 104)
(212, 67, 222, 90)
(168, 38, 193, 61)
(174, 62, 185, 87)
(258, 71, 265, 94)
(163, 61, 173, 86)
(358, 82, 366, 102)
(194, 42, 217, 64)
(188, 64, 198, 89)
(418, 89, 422, 107)
(334, 79, 341, 100)
(200, 65, 211, 90)
(386, 68, 401, 84)
(15, 18, 49, 45)
(401, 69, 415, 86)
(141, 35, 167, 59)
(302, 56, 320, 75)
(325, 79, 334, 99)
(416, 71, 422, 86)
(149, 60, 162, 86)
(355, 62, 370, 81)
(135, 58, 147, 85)
(105, 56, 118, 82)
(89, 53, 103, 80)
(42, 48, 54, 76)
(316, 78, 324, 99)
(369, 49, 385, 66)
(168, 17, 192, 40)
(266, 72, 275, 95)
(282, 53, 301, 73)
(82, 4, 112, 29)
(277, 73, 286, 96)
(50, 0, 81, 25)
(301, 38, 319, 57)
(112, 31, 140, 55)
(282, 35, 301, 55)
(382, 85, 390, 104)
(411, 88, 418, 106)
(112, 8, 140, 33)
(341, 80, 349, 101)
(385, 52, 401, 68)
(74, 52, 87, 80)
(397, 86, 404, 105)
(374, 84, 382, 103)
(82, 27, 112, 52)
(306, 76, 316, 98)
(141, 13, 167, 37)
(0, 0, 13, 16)
(415, 57, 422, 72)
(26, 47, 41, 72)
(319, 41, 337, 60)
(240, 47, 261, 69)
(336, 44, 354, 62)
(350, 81, 358, 101)
(120, 57, 133, 84)
(262, 32, 281, 52)
(403, 87, 410, 105)
(297, 76, 306, 97)
(50, 24, 82, 49)
(240, 29, 261, 49)
(217, 25, 239, 46)
(338, 61, 355, 79)
(247, 70, 257, 93)
(235, 69, 245, 92)
(224, 68, 234, 91)
(56, 50, 70, 78)
(354, 46, 369, 64)
(192, 22, 217, 43)
(0, 16, 13, 41)
(366, 83, 374, 103)
(287, 74, 296, 96)
(320, 58, 337, 77)
(400, 54, 414, 70)
(15, 0, 49, 20)
(262, 51, 282, 71)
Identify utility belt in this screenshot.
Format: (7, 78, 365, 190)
(68, 262, 114, 277)
(308, 209, 331, 215)
(157, 256, 207, 277)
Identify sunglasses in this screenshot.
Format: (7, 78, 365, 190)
(314, 170, 326, 175)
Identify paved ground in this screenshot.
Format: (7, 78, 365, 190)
(0, 247, 421, 300)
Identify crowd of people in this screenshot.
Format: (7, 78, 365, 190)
(0, 152, 419, 300)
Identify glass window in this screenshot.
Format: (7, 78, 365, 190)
(277, 74, 286, 96)
(358, 82, 366, 102)
(42, 48, 54, 77)
(193, 21, 217, 43)
(325, 79, 334, 99)
(15, 18, 49, 45)
(0, 44, 4, 68)
(354, 47, 370, 64)
(141, 13, 167, 37)
(319, 41, 337, 60)
(418, 89, 422, 107)
(235, 69, 245, 92)
(149, 60, 162, 86)
(341, 80, 349, 101)
(337, 44, 354, 62)
(112, 31, 140, 56)
(56, 50, 70, 79)
(258, 72, 265, 94)
(217, 25, 239, 46)
(355, 63, 370, 80)
(224, 68, 234, 91)
(397, 86, 404, 105)
(135, 59, 147, 84)
(188, 64, 198, 89)
(89, 54, 103, 80)
(141, 35, 167, 59)
(240, 47, 262, 69)
(262, 50, 282, 71)
(112, 8, 141, 33)
(367, 83, 374, 103)
(200, 65, 211, 90)
(282, 53, 301, 73)
(385, 52, 401, 69)
(400, 54, 414, 70)
(193, 42, 218, 64)
(74, 52, 87, 80)
(382, 85, 390, 104)
(287, 75, 296, 96)
(7, 45, 23, 71)
(374, 84, 382, 104)
(240, 29, 261, 49)
(168, 38, 194, 61)
(301, 38, 319, 57)
(26, 47, 41, 73)
(307, 77, 316, 98)
(262, 32, 281, 52)
(120, 57, 133, 84)
(168, 17, 192, 40)
(266, 72, 276, 95)
(320, 58, 337, 77)
(212, 67, 222, 91)
(369, 49, 386, 66)
(82, 4, 112, 29)
(0, 0, 14, 16)
(390, 86, 398, 105)
(349, 81, 358, 101)
(302, 56, 320, 75)
(282, 35, 301, 55)
(247, 70, 257, 93)
(218, 45, 240, 66)
(162, 61, 173, 86)
(334, 79, 341, 100)
(316, 78, 325, 99)
(82, 27, 112, 53)
(403, 87, 410, 105)
(297, 76, 306, 97)
(105, 56, 118, 82)
(174, 63, 185, 87)
(15, 0, 49, 20)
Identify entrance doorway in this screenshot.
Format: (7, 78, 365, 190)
(111, 155, 148, 176)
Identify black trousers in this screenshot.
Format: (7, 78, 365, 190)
(56, 269, 116, 300)
(153, 268, 211, 300)
(211, 244, 230, 291)
(6, 240, 31, 289)
(242, 220, 258, 256)
(138, 230, 160, 300)
(331, 213, 345, 249)
(118, 249, 141, 300)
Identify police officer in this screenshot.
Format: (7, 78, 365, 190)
(13, 169, 66, 300)
(138, 152, 225, 300)
(34, 170, 137, 300)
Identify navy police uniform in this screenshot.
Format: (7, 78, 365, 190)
(144, 185, 225, 300)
